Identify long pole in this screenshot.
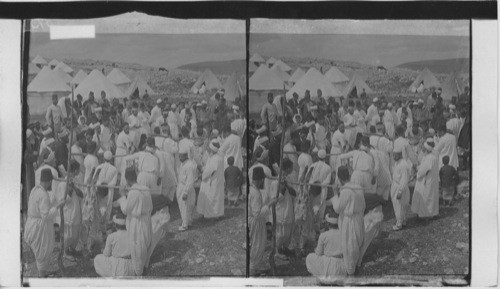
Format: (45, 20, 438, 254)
(57, 87, 75, 276)
(269, 86, 287, 275)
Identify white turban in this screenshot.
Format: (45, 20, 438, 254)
(104, 151, 113, 161)
(209, 140, 219, 153)
(318, 149, 326, 159)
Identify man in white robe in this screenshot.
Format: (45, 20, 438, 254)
(56, 160, 84, 259)
(94, 213, 135, 277)
(394, 125, 417, 167)
(330, 123, 347, 174)
(330, 166, 365, 275)
(412, 139, 440, 218)
(115, 123, 133, 172)
(167, 104, 180, 141)
(343, 102, 357, 149)
(93, 151, 118, 224)
(307, 149, 332, 233)
(390, 143, 411, 230)
(365, 98, 379, 128)
(118, 168, 153, 276)
(123, 138, 162, 191)
(435, 124, 459, 169)
(24, 168, 65, 277)
(383, 103, 396, 140)
(248, 167, 278, 275)
(100, 118, 113, 152)
(127, 103, 142, 150)
(154, 126, 177, 202)
(197, 140, 225, 219)
(149, 99, 163, 133)
(219, 126, 243, 170)
(176, 145, 198, 231)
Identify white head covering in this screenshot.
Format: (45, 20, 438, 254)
(179, 145, 189, 154)
(104, 151, 112, 161)
(201, 100, 208, 105)
(212, 129, 219, 137)
(393, 141, 404, 153)
(446, 120, 453, 130)
(449, 104, 456, 110)
(209, 140, 219, 153)
(423, 140, 434, 152)
(309, 105, 318, 111)
(418, 99, 424, 104)
(157, 99, 162, 104)
(325, 213, 338, 224)
(26, 129, 33, 138)
(171, 104, 177, 109)
(113, 215, 125, 225)
(318, 149, 326, 159)
(373, 97, 379, 103)
(232, 105, 239, 111)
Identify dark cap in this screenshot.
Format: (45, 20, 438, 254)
(40, 168, 53, 183)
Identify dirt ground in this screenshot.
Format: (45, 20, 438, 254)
(272, 172, 471, 286)
(22, 193, 247, 279)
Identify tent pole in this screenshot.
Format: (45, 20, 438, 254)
(57, 87, 75, 276)
(269, 85, 287, 276)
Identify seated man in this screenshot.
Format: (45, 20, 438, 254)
(94, 211, 135, 277)
(306, 212, 348, 279)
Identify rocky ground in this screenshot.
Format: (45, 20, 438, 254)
(267, 171, 471, 286)
(22, 193, 247, 279)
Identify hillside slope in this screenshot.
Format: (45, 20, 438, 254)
(397, 58, 469, 74)
(177, 59, 246, 76)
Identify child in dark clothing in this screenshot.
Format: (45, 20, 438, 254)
(224, 156, 244, 207)
(439, 156, 459, 207)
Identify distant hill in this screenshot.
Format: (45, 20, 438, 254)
(396, 58, 469, 74)
(177, 59, 246, 76)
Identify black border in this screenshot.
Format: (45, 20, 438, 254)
(12, 0, 492, 284)
(0, 1, 497, 20)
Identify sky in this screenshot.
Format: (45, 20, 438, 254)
(250, 20, 470, 67)
(29, 12, 246, 69)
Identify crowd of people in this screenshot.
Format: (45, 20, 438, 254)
(248, 87, 470, 277)
(23, 88, 246, 277)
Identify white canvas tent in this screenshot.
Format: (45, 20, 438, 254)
(288, 68, 306, 84)
(249, 62, 259, 73)
(27, 66, 71, 115)
(54, 61, 74, 75)
(266, 57, 278, 67)
(249, 65, 285, 91)
(441, 72, 465, 102)
(125, 76, 156, 99)
(249, 65, 286, 113)
(408, 68, 441, 93)
(250, 53, 265, 64)
(270, 64, 290, 82)
(107, 68, 131, 85)
(48, 59, 59, 69)
(272, 60, 292, 72)
(70, 70, 88, 88)
(286, 67, 342, 100)
(191, 69, 222, 94)
(74, 69, 124, 101)
(222, 73, 244, 102)
(53, 68, 73, 84)
(107, 68, 131, 93)
(324, 66, 349, 84)
(32, 55, 47, 67)
(343, 73, 374, 97)
(28, 63, 41, 76)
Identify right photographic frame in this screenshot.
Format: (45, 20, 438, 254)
(247, 19, 471, 284)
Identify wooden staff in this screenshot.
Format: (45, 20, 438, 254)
(57, 87, 75, 276)
(269, 86, 287, 275)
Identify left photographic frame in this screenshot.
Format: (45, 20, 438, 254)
(21, 12, 247, 281)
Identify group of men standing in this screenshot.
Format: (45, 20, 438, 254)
(249, 89, 468, 277)
(23, 88, 246, 277)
